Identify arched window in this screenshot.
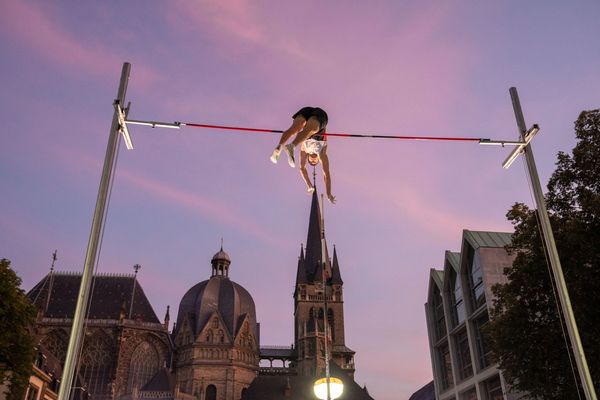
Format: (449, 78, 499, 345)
(212, 317, 219, 329)
(80, 332, 114, 399)
(219, 330, 225, 343)
(206, 330, 213, 343)
(127, 340, 159, 395)
(41, 330, 68, 364)
(206, 384, 217, 400)
(327, 309, 335, 341)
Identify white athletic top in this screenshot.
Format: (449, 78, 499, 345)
(302, 138, 326, 155)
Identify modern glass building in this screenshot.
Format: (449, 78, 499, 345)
(424, 230, 526, 400)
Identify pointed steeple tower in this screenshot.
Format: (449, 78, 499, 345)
(295, 244, 308, 285)
(303, 190, 323, 281)
(331, 245, 343, 285)
(294, 188, 355, 378)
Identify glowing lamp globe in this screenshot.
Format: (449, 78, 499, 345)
(313, 377, 344, 400)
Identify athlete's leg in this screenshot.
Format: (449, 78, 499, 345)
(291, 117, 320, 146)
(271, 116, 306, 164)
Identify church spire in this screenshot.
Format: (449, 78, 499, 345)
(331, 245, 343, 284)
(303, 190, 324, 281)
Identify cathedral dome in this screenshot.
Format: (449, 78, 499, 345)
(212, 248, 231, 262)
(175, 248, 257, 339)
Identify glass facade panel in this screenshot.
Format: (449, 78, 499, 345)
(455, 329, 473, 380)
(483, 375, 503, 400)
(451, 270, 465, 325)
(461, 387, 477, 400)
(433, 286, 447, 340)
(468, 247, 486, 309)
(475, 313, 493, 369)
(437, 342, 454, 390)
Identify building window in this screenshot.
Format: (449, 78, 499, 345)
(437, 342, 453, 390)
(127, 340, 160, 395)
(206, 384, 217, 400)
(212, 317, 219, 328)
(461, 387, 477, 400)
(468, 246, 486, 310)
(80, 332, 114, 399)
(327, 309, 335, 341)
(482, 375, 503, 400)
(474, 313, 492, 369)
(26, 385, 39, 400)
(432, 285, 446, 341)
(451, 270, 465, 326)
(455, 329, 473, 380)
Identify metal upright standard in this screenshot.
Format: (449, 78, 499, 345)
(507, 87, 597, 400)
(57, 62, 131, 400)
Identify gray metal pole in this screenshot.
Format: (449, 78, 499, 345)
(57, 62, 131, 400)
(509, 87, 597, 400)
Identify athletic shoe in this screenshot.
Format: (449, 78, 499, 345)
(284, 144, 296, 168)
(270, 146, 281, 164)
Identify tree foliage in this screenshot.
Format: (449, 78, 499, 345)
(0, 259, 36, 400)
(486, 110, 600, 399)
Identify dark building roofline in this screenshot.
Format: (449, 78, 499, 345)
(27, 272, 160, 323)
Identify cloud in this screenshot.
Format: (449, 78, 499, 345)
(167, 0, 311, 62)
(0, 2, 159, 85)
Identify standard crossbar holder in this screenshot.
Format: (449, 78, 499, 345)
(126, 119, 182, 129)
(115, 102, 134, 150)
(502, 124, 540, 169)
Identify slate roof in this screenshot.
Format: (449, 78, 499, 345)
(243, 363, 373, 400)
(408, 380, 435, 400)
(27, 272, 160, 323)
(140, 368, 174, 392)
(464, 230, 512, 249)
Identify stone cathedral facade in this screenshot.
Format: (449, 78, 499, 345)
(27, 191, 373, 400)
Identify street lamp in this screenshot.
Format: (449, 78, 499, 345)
(313, 194, 344, 400)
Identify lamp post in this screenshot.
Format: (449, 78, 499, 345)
(313, 194, 344, 400)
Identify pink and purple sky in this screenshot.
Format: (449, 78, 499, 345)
(1, 1, 599, 399)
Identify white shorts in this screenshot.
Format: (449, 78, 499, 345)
(302, 139, 326, 155)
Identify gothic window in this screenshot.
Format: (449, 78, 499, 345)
(206, 330, 213, 343)
(327, 309, 335, 341)
(212, 317, 219, 328)
(127, 340, 160, 395)
(41, 330, 68, 364)
(467, 246, 486, 310)
(206, 384, 217, 400)
(309, 307, 315, 319)
(80, 332, 114, 399)
(219, 330, 225, 343)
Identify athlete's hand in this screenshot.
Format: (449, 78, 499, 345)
(327, 194, 336, 204)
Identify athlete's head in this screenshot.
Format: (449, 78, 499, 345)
(308, 154, 320, 166)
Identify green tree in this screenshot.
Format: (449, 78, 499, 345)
(486, 110, 600, 399)
(0, 259, 36, 400)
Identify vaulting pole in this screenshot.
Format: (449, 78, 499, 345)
(509, 87, 596, 400)
(57, 62, 131, 400)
